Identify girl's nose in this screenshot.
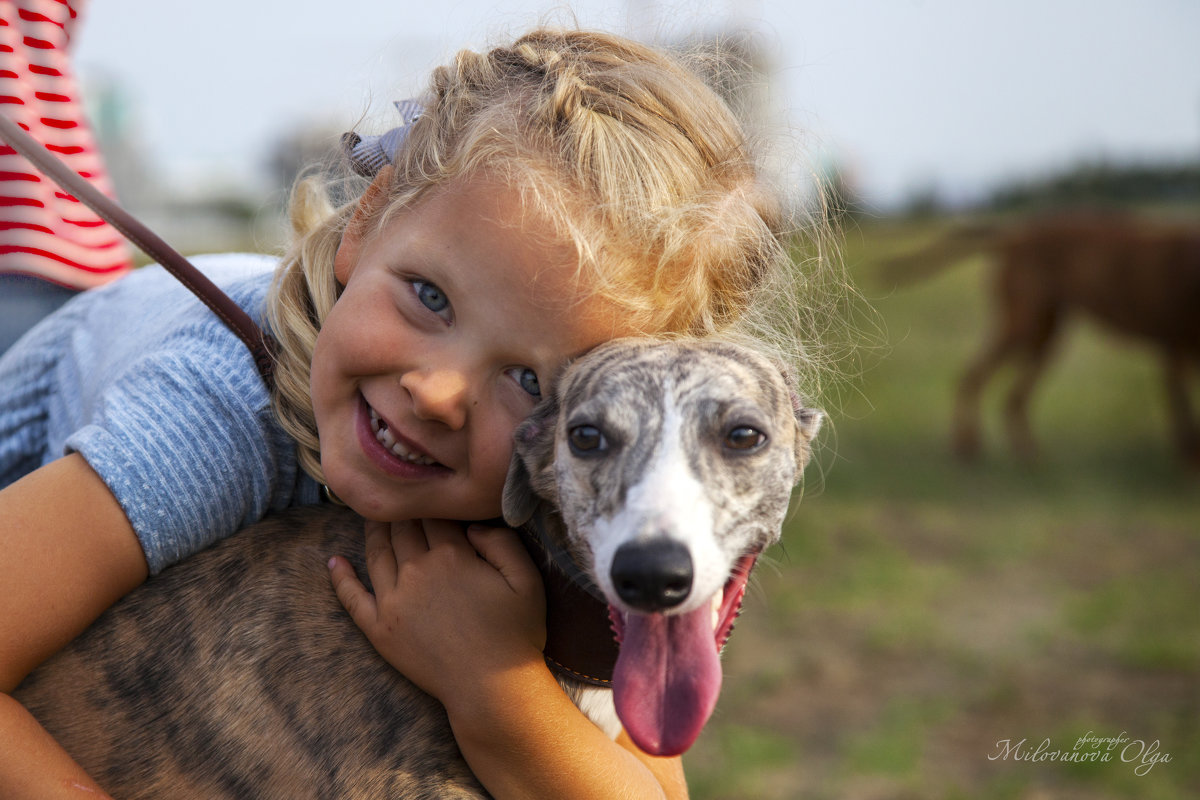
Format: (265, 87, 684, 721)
(401, 369, 469, 430)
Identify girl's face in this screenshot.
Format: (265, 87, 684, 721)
(311, 176, 625, 522)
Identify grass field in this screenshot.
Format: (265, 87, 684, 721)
(682, 216, 1199, 799)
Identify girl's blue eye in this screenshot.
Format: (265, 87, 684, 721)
(413, 280, 449, 315)
(509, 367, 541, 398)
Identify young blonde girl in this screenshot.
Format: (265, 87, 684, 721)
(0, 27, 825, 799)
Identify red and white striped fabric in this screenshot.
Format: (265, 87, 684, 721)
(0, 0, 131, 289)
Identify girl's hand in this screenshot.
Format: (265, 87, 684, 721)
(328, 519, 546, 702)
(330, 518, 688, 799)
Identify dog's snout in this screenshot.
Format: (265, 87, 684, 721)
(611, 539, 693, 612)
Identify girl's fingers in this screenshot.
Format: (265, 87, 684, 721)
(419, 518, 472, 551)
(386, 518, 431, 563)
(363, 519, 399, 588)
(465, 524, 541, 594)
(328, 555, 378, 630)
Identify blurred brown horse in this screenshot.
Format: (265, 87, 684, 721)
(887, 213, 1200, 466)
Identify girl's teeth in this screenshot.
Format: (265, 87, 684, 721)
(368, 407, 438, 466)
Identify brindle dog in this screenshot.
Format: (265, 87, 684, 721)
(15, 338, 821, 799)
(22, 504, 484, 799)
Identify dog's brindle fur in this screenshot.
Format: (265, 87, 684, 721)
(16, 338, 820, 799)
(20, 504, 484, 800)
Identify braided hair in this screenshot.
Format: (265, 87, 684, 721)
(268, 28, 829, 485)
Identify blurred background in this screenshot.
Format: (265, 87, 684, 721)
(72, 1, 1199, 797)
(71, 0, 1199, 245)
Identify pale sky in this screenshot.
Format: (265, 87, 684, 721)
(72, 0, 1200, 209)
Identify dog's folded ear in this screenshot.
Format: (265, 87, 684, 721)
(772, 356, 823, 474)
(502, 394, 561, 527)
(795, 402, 823, 441)
(791, 391, 824, 474)
(502, 458, 540, 527)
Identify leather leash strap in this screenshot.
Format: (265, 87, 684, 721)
(0, 113, 277, 385)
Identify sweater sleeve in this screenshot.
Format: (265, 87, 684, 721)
(65, 339, 305, 575)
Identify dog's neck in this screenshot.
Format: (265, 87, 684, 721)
(516, 512, 618, 687)
(521, 513, 603, 601)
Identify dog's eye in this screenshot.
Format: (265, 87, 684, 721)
(568, 425, 607, 455)
(724, 426, 766, 451)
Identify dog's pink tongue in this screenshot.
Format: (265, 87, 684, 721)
(613, 603, 721, 757)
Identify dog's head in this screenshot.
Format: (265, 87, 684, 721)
(503, 338, 822, 756)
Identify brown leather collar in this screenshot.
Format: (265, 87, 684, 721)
(516, 517, 617, 686)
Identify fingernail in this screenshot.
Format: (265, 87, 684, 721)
(327, 557, 338, 570)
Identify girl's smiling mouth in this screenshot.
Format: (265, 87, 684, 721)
(368, 406, 440, 466)
(356, 396, 447, 474)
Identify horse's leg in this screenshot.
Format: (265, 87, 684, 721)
(954, 259, 1059, 462)
(1163, 351, 1200, 468)
(1002, 308, 1062, 462)
(953, 333, 1014, 460)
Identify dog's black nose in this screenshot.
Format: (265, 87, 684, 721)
(611, 539, 694, 612)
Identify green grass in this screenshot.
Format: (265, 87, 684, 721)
(683, 216, 1200, 800)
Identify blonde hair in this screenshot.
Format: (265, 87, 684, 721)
(268, 27, 840, 484)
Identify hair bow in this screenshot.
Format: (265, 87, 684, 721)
(342, 99, 423, 177)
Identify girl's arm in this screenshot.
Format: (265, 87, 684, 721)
(330, 519, 689, 799)
(0, 453, 147, 799)
(445, 651, 688, 799)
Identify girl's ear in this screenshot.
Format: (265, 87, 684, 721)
(334, 165, 395, 284)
